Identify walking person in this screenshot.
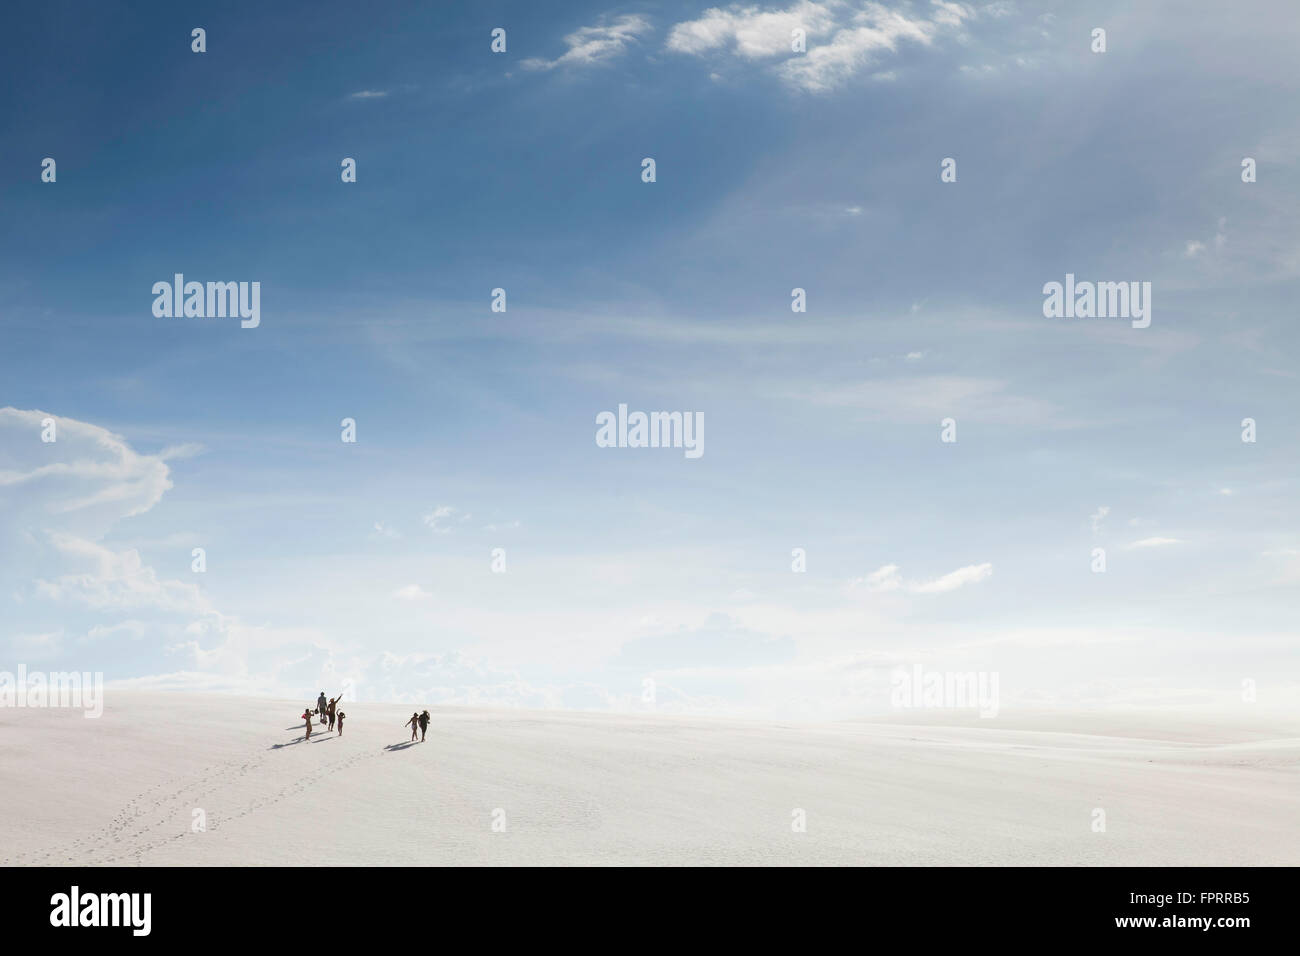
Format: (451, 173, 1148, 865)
(417, 709, 430, 742)
(327, 695, 341, 732)
(316, 690, 328, 717)
(336, 711, 345, 736)
(404, 712, 419, 742)
(301, 708, 313, 741)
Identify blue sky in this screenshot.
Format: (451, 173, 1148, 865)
(2, 0, 1299, 717)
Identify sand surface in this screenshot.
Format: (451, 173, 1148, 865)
(2, 693, 1296, 866)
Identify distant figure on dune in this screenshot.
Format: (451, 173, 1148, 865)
(302, 708, 313, 740)
(404, 712, 419, 742)
(418, 709, 430, 742)
(336, 711, 345, 736)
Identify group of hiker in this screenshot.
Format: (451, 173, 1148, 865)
(300, 691, 346, 740)
(297, 693, 433, 744)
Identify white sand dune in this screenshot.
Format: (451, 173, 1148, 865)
(2, 693, 1297, 866)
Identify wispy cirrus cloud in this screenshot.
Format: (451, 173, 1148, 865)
(522, 14, 653, 71)
(0, 407, 173, 520)
(1089, 506, 1109, 533)
(910, 562, 993, 594)
(422, 505, 471, 533)
(158, 442, 206, 461)
(1127, 537, 1184, 550)
(792, 375, 1062, 426)
(851, 561, 993, 595)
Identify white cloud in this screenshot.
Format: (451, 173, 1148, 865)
(348, 89, 389, 100)
(782, 4, 963, 92)
(158, 442, 206, 461)
(11, 630, 62, 651)
(88, 620, 146, 641)
(667, 0, 838, 58)
(668, 1, 975, 92)
(392, 584, 432, 602)
(851, 561, 992, 595)
(1127, 537, 1183, 550)
(858, 563, 902, 592)
(909, 562, 993, 593)
(422, 505, 471, 533)
(1089, 505, 1109, 533)
(522, 14, 653, 71)
(1184, 219, 1229, 260)
(929, 0, 972, 27)
(794, 375, 1060, 426)
(35, 533, 212, 615)
(371, 521, 401, 539)
(0, 407, 173, 520)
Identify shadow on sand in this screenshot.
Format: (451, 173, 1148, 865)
(385, 740, 420, 752)
(271, 732, 335, 749)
